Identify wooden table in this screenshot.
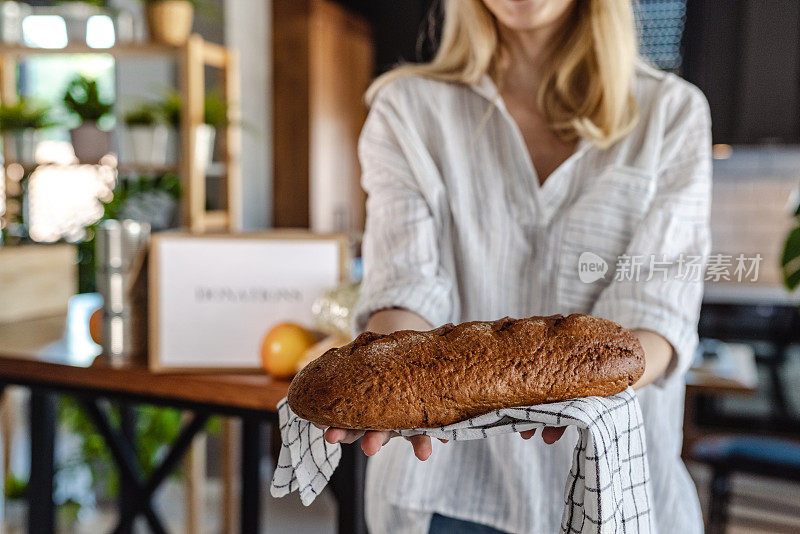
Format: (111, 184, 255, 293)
(683, 341, 759, 455)
(686, 341, 759, 395)
(0, 297, 366, 534)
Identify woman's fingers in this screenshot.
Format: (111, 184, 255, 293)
(339, 430, 367, 444)
(361, 431, 395, 456)
(359, 431, 433, 460)
(328, 426, 565, 450)
(324, 427, 364, 445)
(327, 429, 425, 459)
(521, 427, 568, 443)
(407, 434, 432, 461)
(324, 427, 345, 443)
(541, 426, 567, 444)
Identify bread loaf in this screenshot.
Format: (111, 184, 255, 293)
(287, 314, 645, 430)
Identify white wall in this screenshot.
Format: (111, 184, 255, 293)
(224, 0, 271, 229)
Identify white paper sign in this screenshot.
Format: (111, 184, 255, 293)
(151, 234, 344, 371)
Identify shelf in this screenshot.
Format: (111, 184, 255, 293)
(0, 42, 180, 58)
(0, 37, 229, 67)
(0, 34, 241, 234)
(201, 210, 231, 232)
(4, 160, 225, 178)
(116, 162, 225, 177)
(116, 163, 178, 176)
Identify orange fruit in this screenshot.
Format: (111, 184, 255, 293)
(89, 308, 103, 345)
(296, 334, 350, 373)
(260, 322, 316, 379)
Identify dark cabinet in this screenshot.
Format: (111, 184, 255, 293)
(682, 0, 800, 144)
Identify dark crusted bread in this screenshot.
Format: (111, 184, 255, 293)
(287, 314, 645, 430)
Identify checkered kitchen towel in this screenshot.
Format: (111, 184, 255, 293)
(270, 387, 653, 534)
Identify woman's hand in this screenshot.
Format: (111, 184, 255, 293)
(324, 427, 435, 461)
(323, 425, 566, 462)
(520, 426, 567, 444)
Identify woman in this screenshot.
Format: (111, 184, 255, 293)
(326, 0, 710, 532)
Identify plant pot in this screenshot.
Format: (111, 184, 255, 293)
(2, 128, 38, 163)
(0, 1, 31, 45)
(57, 3, 102, 44)
(69, 122, 111, 164)
(145, 0, 194, 46)
(165, 127, 179, 164)
(194, 123, 216, 171)
(4, 499, 24, 529)
(126, 124, 169, 166)
(112, 7, 137, 44)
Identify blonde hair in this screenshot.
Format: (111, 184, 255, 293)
(366, 0, 640, 148)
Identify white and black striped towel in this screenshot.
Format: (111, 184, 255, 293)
(270, 387, 653, 534)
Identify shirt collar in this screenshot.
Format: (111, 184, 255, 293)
(469, 73, 593, 156)
(469, 74, 501, 104)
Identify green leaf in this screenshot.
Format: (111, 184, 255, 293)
(63, 75, 113, 123)
(156, 89, 227, 128)
(124, 105, 159, 126)
(781, 226, 800, 290)
(0, 98, 57, 131)
(4, 474, 27, 500)
(56, 0, 108, 6)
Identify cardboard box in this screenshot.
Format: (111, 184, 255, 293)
(0, 244, 76, 323)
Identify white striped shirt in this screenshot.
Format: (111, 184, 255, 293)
(353, 60, 711, 534)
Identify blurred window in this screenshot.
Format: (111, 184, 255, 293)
(22, 15, 67, 49)
(634, 0, 688, 72)
(86, 15, 115, 49)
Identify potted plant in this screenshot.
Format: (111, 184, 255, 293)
(123, 104, 168, 166)
(0, 99, 54, 162)
(63, 75, 113, 163)
(160, 90, 181, 164)
(142, 0, 194, 46)
(198, 91, 226, 168)
(159, 90, 226, 169)
(51, 0, 109, 44)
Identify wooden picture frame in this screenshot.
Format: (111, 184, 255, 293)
(148, 230, 349, 372)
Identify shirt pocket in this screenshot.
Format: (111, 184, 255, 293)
(555, 165, 655, 311)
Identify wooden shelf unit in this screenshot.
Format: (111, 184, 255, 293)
(0, 35, 241, 234)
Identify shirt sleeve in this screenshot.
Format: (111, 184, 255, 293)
(591, 86, 712, 385)
(352, 90, 454, 333)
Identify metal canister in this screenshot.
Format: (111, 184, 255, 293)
(95, 219, 150, 366)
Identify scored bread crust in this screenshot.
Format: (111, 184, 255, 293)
(287, 314, 645, 430)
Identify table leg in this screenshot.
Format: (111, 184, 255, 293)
(221, 418, 240, 534)
(768, 344, 790, 418)
(240, 417, 263, 534)
(29, 390, 56, 534)
(80, 398, 207, 534)
(0, 385, 6, 530)
(118, 403, 136, 534)
(330, 444, 368, 534)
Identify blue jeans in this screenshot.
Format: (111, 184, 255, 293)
(428, 513, 509, 534)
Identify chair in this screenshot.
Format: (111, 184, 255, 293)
(692, 435, 800, 533)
